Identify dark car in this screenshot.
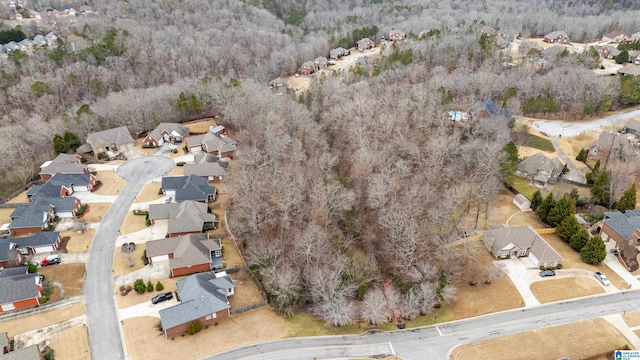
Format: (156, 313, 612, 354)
(151, 292, 174, 304)
(539, 270, 556, 277)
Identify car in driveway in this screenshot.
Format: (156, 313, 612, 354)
(539, 270, 556, 277)
(151, 292, 174, 304)
(595, 272, 611, 286)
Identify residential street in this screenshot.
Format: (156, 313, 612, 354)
(85, 156, 175, 360)
(532, 107, 640, 138)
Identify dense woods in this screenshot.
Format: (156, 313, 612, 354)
(1, 0, 640, 323)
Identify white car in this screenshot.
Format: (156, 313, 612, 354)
(595, 272, 611, 286)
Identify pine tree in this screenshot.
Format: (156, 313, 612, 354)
(575, 148, 587, 162)
(536, 193, 556, 225)
(616, 183, 637, 212)
(501, 141, 519, 177)
(570, 228, 590, 251)
(580, 235, 607, 265)
(556, 215, 580, 243)
(531, 190, 543, 210)
(586, 160, 601, 185)
(547, 195, 575, 227)
(591, 170, 611, 207)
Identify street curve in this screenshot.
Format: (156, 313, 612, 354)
(533, 107, 640, 138)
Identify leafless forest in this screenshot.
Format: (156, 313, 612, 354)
(1, 0, 640, 324)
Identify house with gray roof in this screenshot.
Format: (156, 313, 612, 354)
(329, 47, 349, 60)
(1, 344, 43, 359)
(84, 126, 135, 159)
(356, 38, 375, 52)
(200, 131, 237, 159)
(515, 152, 564, 186)
(159, 271, 234, 338)
(624, 120, 640, 135)
(618, 66, 640, 77)
(9, 197, 81, 235)
(0, 267, 28, 278)
(32, 34, 48, 47)
(601, 210, 640, 271)
(543, 30, 569, 43)
(299, 60, 317, 75)
(596, 44, 620, 59)
(482, 225, 563, 268)
(12, 232, 61, 255)
(39, 153, 87, 180)
(149, 200, 217, 237)
(0, 241, 23, 268)
(142, 122, 191, 148)
(588, 130, 634, 162)
(146, 234, 223, 277)
(183, 154, 229, 181)
(0, 273, 42, 313)
(27, 173, 96, 202)
(468, 98, 514, 126)
(161, 175, 217, 203)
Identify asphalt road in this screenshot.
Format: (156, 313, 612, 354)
(533, 107, 640, 138)
(85, 156, 175, 360)
(207, 290, 640, 360)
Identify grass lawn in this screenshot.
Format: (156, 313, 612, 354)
(39, 263, 85, 298)
(114, 243, 146, 276)
(121, 211, 149, 235)
(135, 182, 162, 203)
(530, 277, 604, 303)
(522, 134, 555, 152)
(450, 318, 631, 360)
(61, 229, 95, 253)
(0, 303, 84, 339)
(93, 170, 124, 195)
(78, 203, 111, 223)
(116, 276, 180, 309)
(48, 325, 90, 360)
(506, 176, 549, 200)
(0, 208, 13, 224)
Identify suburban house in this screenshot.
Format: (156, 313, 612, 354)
(298, 60, 317, 75)
(159, 271, 234, 338)
(357, 38, 375, 52)
(602, 30, 630, 43)
(515, 152, 564, 186)
(482, 225, 563, 268)
(209, 125, 226, 136)
(148, 200, 218, 237)
(329, 47, 349, 60)
(600, 210, 640, 271)
(0, 272, 42, 313)
(185, 131, 237, 158)
(314, 56, 328, 70)
(542, 46, 566, 62)
(512, 194, 531, 210)
(79, 126, 136, 159)
(629, 50, 640, 65)
(27, 173, 96, 201)
(388, 29, 406, 41)
(161, 175, 217, 203)
(595, 44, 621, 59)
(468, 98, 514, 126)
(9, 197, 82, 235)
(618, 66, 640, 76)
(624, 119, 640, 135)
(543, 31, 569, 43)
(0, 241, 23, 268)
(11, 232, 62, 254)
(0, 344, 44, 359)
(588, 131, 634, 162)
(143, 122, 191, 147)
(146, 234, 223, 277)
(39, 153, 88, 181)
(269, 77, 288, 92)
(183, 154, 229, 181)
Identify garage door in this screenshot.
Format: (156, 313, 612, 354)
(33, 246, 54, 254)
(152, 255, 169, 262)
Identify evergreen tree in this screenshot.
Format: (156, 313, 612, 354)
(616, 183, 637, 212)
(570, 228, 590, 251)
(580, 235, 607, 265)
(536, 193, 556, 225)
(591, 170, 611, 207)
(531, 190, 543, 210)
(576, 148, 587, 162)
(556, 215, 580, 243)
(501, 141, 519, 177)
(547, 195, 576, 227)
(146, 280, 154, 292)
(586, 160, 601, 185)
(615, 49, 629, 64)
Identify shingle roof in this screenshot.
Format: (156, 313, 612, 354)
(483, 226, 563, 264)
(515, 152, 563, 182)
(27, 173, 92, 200)
(185, 134, 205, 149)
(618, 66, 640, 76)
(9, 197, 77, 230)
(146, 122, 190, 142)
(183, 154, 229, 178)
(39, 154, 86, 176)
(545, 30, 567, 39)
(604, 211, 640, 238)
(1, 344, 42, 360)
(0, 273, 40, 304)
(86, 126, 134, 149)
(0, 240, 19, 262)
(469, 98, 513, 120)
(147, 233, 221, 271)
(201, 132, 236, 155)
(149, 201, 216, 235)
(0, 266, 28, 278)
(159, 272, 233, 331)
(13, 232, 60, 249)
(161, 175, 216, 202)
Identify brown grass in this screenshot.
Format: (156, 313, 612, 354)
(622, 310, 640, 327)
(229, 272, 265, 309)
(116, 277, 180, 309)
(541, 234, 629, 290)
(48, 325, 90, 360)
(39, 263, 85, 298)
(121, 211, 148, 235)
(0, 208, 14, 224)
(114, 243, 146, 276)
(517, 145, 555, 158)
(165, 165, 183, 177)
(184, 119, 216, 134)
(221, 237, 245, 269)
(78, 203, 111, 223)
(6, 189, 28, 203)
(135, 183, 162, 203)
(450, 318, 630, 360)
(122, 308, 288, 359)
(483, 188, 547, 229)
(530, 277, 604, 303)
(94, 170, 124, 195)
(62, 229, 95, 253)
(0, 303, 84, 339)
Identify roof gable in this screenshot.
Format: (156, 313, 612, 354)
(146, 122, 190, 142)
(87, 126, 134, 148)
(161, 175, 216, 202)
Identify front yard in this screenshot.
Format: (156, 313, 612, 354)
(48, 325, 90, 360)
(530, 277, 604, 303)
(38, 263, 85, 298)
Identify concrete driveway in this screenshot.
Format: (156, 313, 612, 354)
(118, 296, 178, 320)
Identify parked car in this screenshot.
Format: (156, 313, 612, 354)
(595, 271, 611, 286)
(151, 292, 174, 304)
(539, 270, 556, 277)
(40, 254, 60, 266)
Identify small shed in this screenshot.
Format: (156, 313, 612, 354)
(513, 194, 531, 210)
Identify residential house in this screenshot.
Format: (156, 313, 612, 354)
(512, 194, 531, 210)
(543, 31, 569, 44)
(629, 50, 640, 65)
(298, 60, 317, 75)
(0, 344, 43, 359)
(618, 66, 640, 76)
(200, 131, 237, 159)
(269, 77, 288, 92)
(82, 126, 135, 159)
(209, 125, 226, 135)
(146, 234, 223, 277)
(0, 273, 42, 313)
(159, 271, 234, 338)
(542, 45, 566, 62)
(588, 131, 634, 162)
(27, 173, 96, 201)
(602, 30, 630, 43)
(356, 38, 375, 52)
(79, 4, 93, 13)
(388, 29, 406, 41)
(148, 200, 217, 237)
(185, 134, 206, 153)
(600, 210, 640, 271)
(515, 152, 564, 186)
(161, 175, 217, 203)
(482, 225, 563, 268)
(12, 232, 62, 254)
(329, 47, 349, 60)
(183, 154, 229, 181)
(143, 122, 191, 147)
(9, 197, 81, 235)
(624, 119, 640, 135)
(1, 332, 9, 353)
(596, 45, 620, 59)
(4, 42, 21, 53)
(468, 98, 514, 126)
(39, 153, 87, 180)
(32, 35, 47, 47)
(18, 39, 33, 51)
(45, 31, 60, 46)
(0, 241, 22, 268)
(314, 56, 328, 70)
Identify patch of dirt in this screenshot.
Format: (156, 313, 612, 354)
(517, 145, 556, 159)
(38, 263, 85, 298)
(135, 182, 162, 203)
(122, 307, 288, 359)
(93, 170, 124, 195)
(530, 277, 604, 303)
(184, 119, 216, 134)
(48, 325, 90, 360)
(450, 318, 630, 360)
(229, 271, 265, 309)
(61, 229, 95, 253)
(121, 211, 149, 235)
(0, 303, 84, 339)
(115, 276, 180, 309)
(483, 188, 547, 229)
(113, 243, 146, 276)
(78, 203, 111, 223)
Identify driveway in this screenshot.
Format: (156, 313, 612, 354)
(532, 107, 640, 138)
(550, 137, 586, 183)
(85, 156, 175, 360)
(118, 296, 178, 321)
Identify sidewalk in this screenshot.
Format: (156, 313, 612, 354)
(603, 314, 640, 349)
(14, 315, 86, 349)
(493, 259, 541, 307)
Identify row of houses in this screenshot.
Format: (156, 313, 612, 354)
(542, 29, 640, 45)
(0, 31, 60, 54)
(6, 4, 93, 20)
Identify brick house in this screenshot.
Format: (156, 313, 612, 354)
(595, 44, 621, 59)
(543, 31, 569, 44)
(329, 47, 350, 60)
(602, 30, 630, 43)
(600, 210, 640, 271)
(80, 126, 135, 159)
(0, 241, 23, 268)
(39, 153, 87, 181)
(482, 225, 563, 268)
(588, 131, 634, 162)
(298, 60, 317, 75)
(9, 197, 81, 235)
(148, 200, 217, 237)
(183, 154, 229, 182)
(161, 175, 217, 203)
(27, 173, 96, 202)
(388, 29, 406, 41)
(143, 122, 191, 147)
(146, 234, 223, 277)
(12, 232, 62, 254)
(0, 273, 43, 313)
(357, 38, 375, 52)
(515, 152, 564, 186)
